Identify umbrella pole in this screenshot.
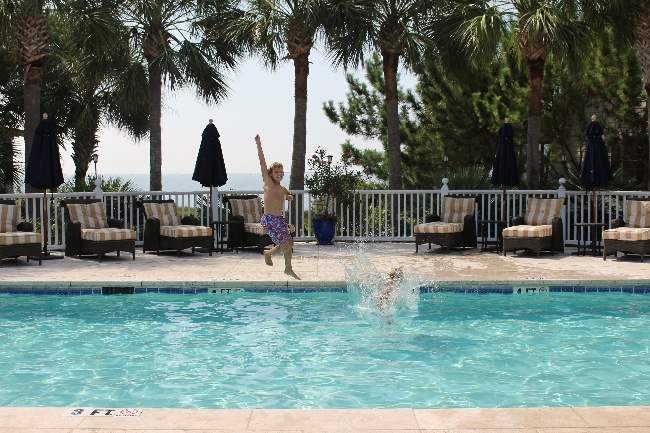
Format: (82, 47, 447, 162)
(36, 190, 63, 260)
(501, 185, 506, 223)
(592, 186, 597, 224)
(592, 186, 598, 256)
(42, 190, 48, 255)
(209, 187, 213, 223)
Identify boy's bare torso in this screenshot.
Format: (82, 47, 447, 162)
(264, 179, 287, 216)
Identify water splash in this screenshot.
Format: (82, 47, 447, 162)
(342, 247, 420, 320)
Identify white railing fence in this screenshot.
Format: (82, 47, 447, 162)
(2, 180, 649, 251)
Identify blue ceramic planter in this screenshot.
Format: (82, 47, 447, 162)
(313, 219, 335, 245)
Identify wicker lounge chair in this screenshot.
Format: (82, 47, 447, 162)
(502, 197, 564, 257)
(414, 196, 477, 253)
(222, 194, 295, 253)
(61, 198, 136, 261)
(603, 200, 650, 262)
(137, 199, 213, 257)
(0, 199, 42, 267)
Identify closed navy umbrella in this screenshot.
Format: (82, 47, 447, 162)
(192, 119, 228, 222)
(25, 114, 64, 256)
(25, 115, 64, 190)
(580, 115, 612, 222)
(490, 119, 518, 223)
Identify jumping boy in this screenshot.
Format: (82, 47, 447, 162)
(255, 134, 300, 280)
(375, 268, 404, 311)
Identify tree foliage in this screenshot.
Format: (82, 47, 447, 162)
(325, 29, 647, 190)
(305, 146, 362, 220)
(121, 0, 242, 190)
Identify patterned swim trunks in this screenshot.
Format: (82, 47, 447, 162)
(260, 214, 292, 246)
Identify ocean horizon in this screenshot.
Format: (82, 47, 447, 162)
(64, 172, 272, 192)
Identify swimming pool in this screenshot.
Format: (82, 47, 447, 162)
(1, 291, 649, 409)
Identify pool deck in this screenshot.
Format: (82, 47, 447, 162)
(2, 241, 650, 432)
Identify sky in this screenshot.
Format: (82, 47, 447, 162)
(53, 51, 417, 177)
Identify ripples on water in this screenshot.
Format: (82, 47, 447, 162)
(1, 270, 650, 408)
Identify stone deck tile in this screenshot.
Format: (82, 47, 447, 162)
(1, 407, 650, 432)
(1, 242, 649, 286)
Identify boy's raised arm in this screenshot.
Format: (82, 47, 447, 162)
(255, 134, 269, 182)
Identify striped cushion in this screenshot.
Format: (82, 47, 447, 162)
(603, 227, 650, 241)
(503, 225, 553, 238)
(230, 198, 263, 223)
(414, 222, 464, 234)
(244, 223, 296, 236)
(67, 202, 108, 229)
(524, 198, 564, 226)
(143, 202, 181, 226)
(0, 232, 42, 245)
(626, 201, 650, 228)
(0, 204, 19, 232)
(80, 228, 136, 242)
(440, 197, 475, 223)
(244, 223, 265, 236)
(160, 225, 212, 238)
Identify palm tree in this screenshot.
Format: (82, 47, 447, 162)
(438, 1, 591, 188)
(327, 0, 434, 191)
(221, 0, 335, 191)
(120, 0, 241, 191)
(634, 1, 650, 188)
(0, 125, 22, 193)
(1, 0, 52, 192)
(0, 46, 24, 192)
(45, 0, 149, 190)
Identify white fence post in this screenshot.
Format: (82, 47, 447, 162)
(558, 178, 567, 241)
(441, 178, 449, 197)
(93, 176, 103, 200)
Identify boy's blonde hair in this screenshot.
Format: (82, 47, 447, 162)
(388, 267, 403, 280)
(268, 162, 283, 177)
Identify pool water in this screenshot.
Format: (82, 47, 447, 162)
(1, 292, 649, 409)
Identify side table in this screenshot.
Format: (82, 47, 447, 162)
(575, 222, 606, 256)
(211, 221, 243, 254)
(478, 219, 506, 253)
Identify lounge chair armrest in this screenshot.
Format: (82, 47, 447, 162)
(181, 215, 200, 225)
(65, 220, 82, 257)
(226, 215, 245, 249)
(424, 214, 441, 223)
(510, 216, 525, 226)
(107, 218, 124, 229)
(17, 221, 33, 232)
(611, 218, 625, 229)
(462, 213, 478, 248)
(551, 217, 565, 252)
(146, 217, 161, 231)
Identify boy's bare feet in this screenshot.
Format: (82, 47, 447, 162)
(264, 252, 273, 266)
(284, 268, 300, 280)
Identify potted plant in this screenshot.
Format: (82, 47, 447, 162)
(306, 147, 362, 245)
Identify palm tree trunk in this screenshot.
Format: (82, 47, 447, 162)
(15, 10, 49, 194)
(646, 86, 650, 189)
(382, 51, 402, 191)
(289, 52, 310, 229)
(72, 125, 98, 191)
(383, 50, 402, 234)
(526, 57, 544, 189)
(636, 0, 650, 189)
(23, 68, 41, 193)
(149, 66, 163, 191)
(289, 52, 309, 191)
